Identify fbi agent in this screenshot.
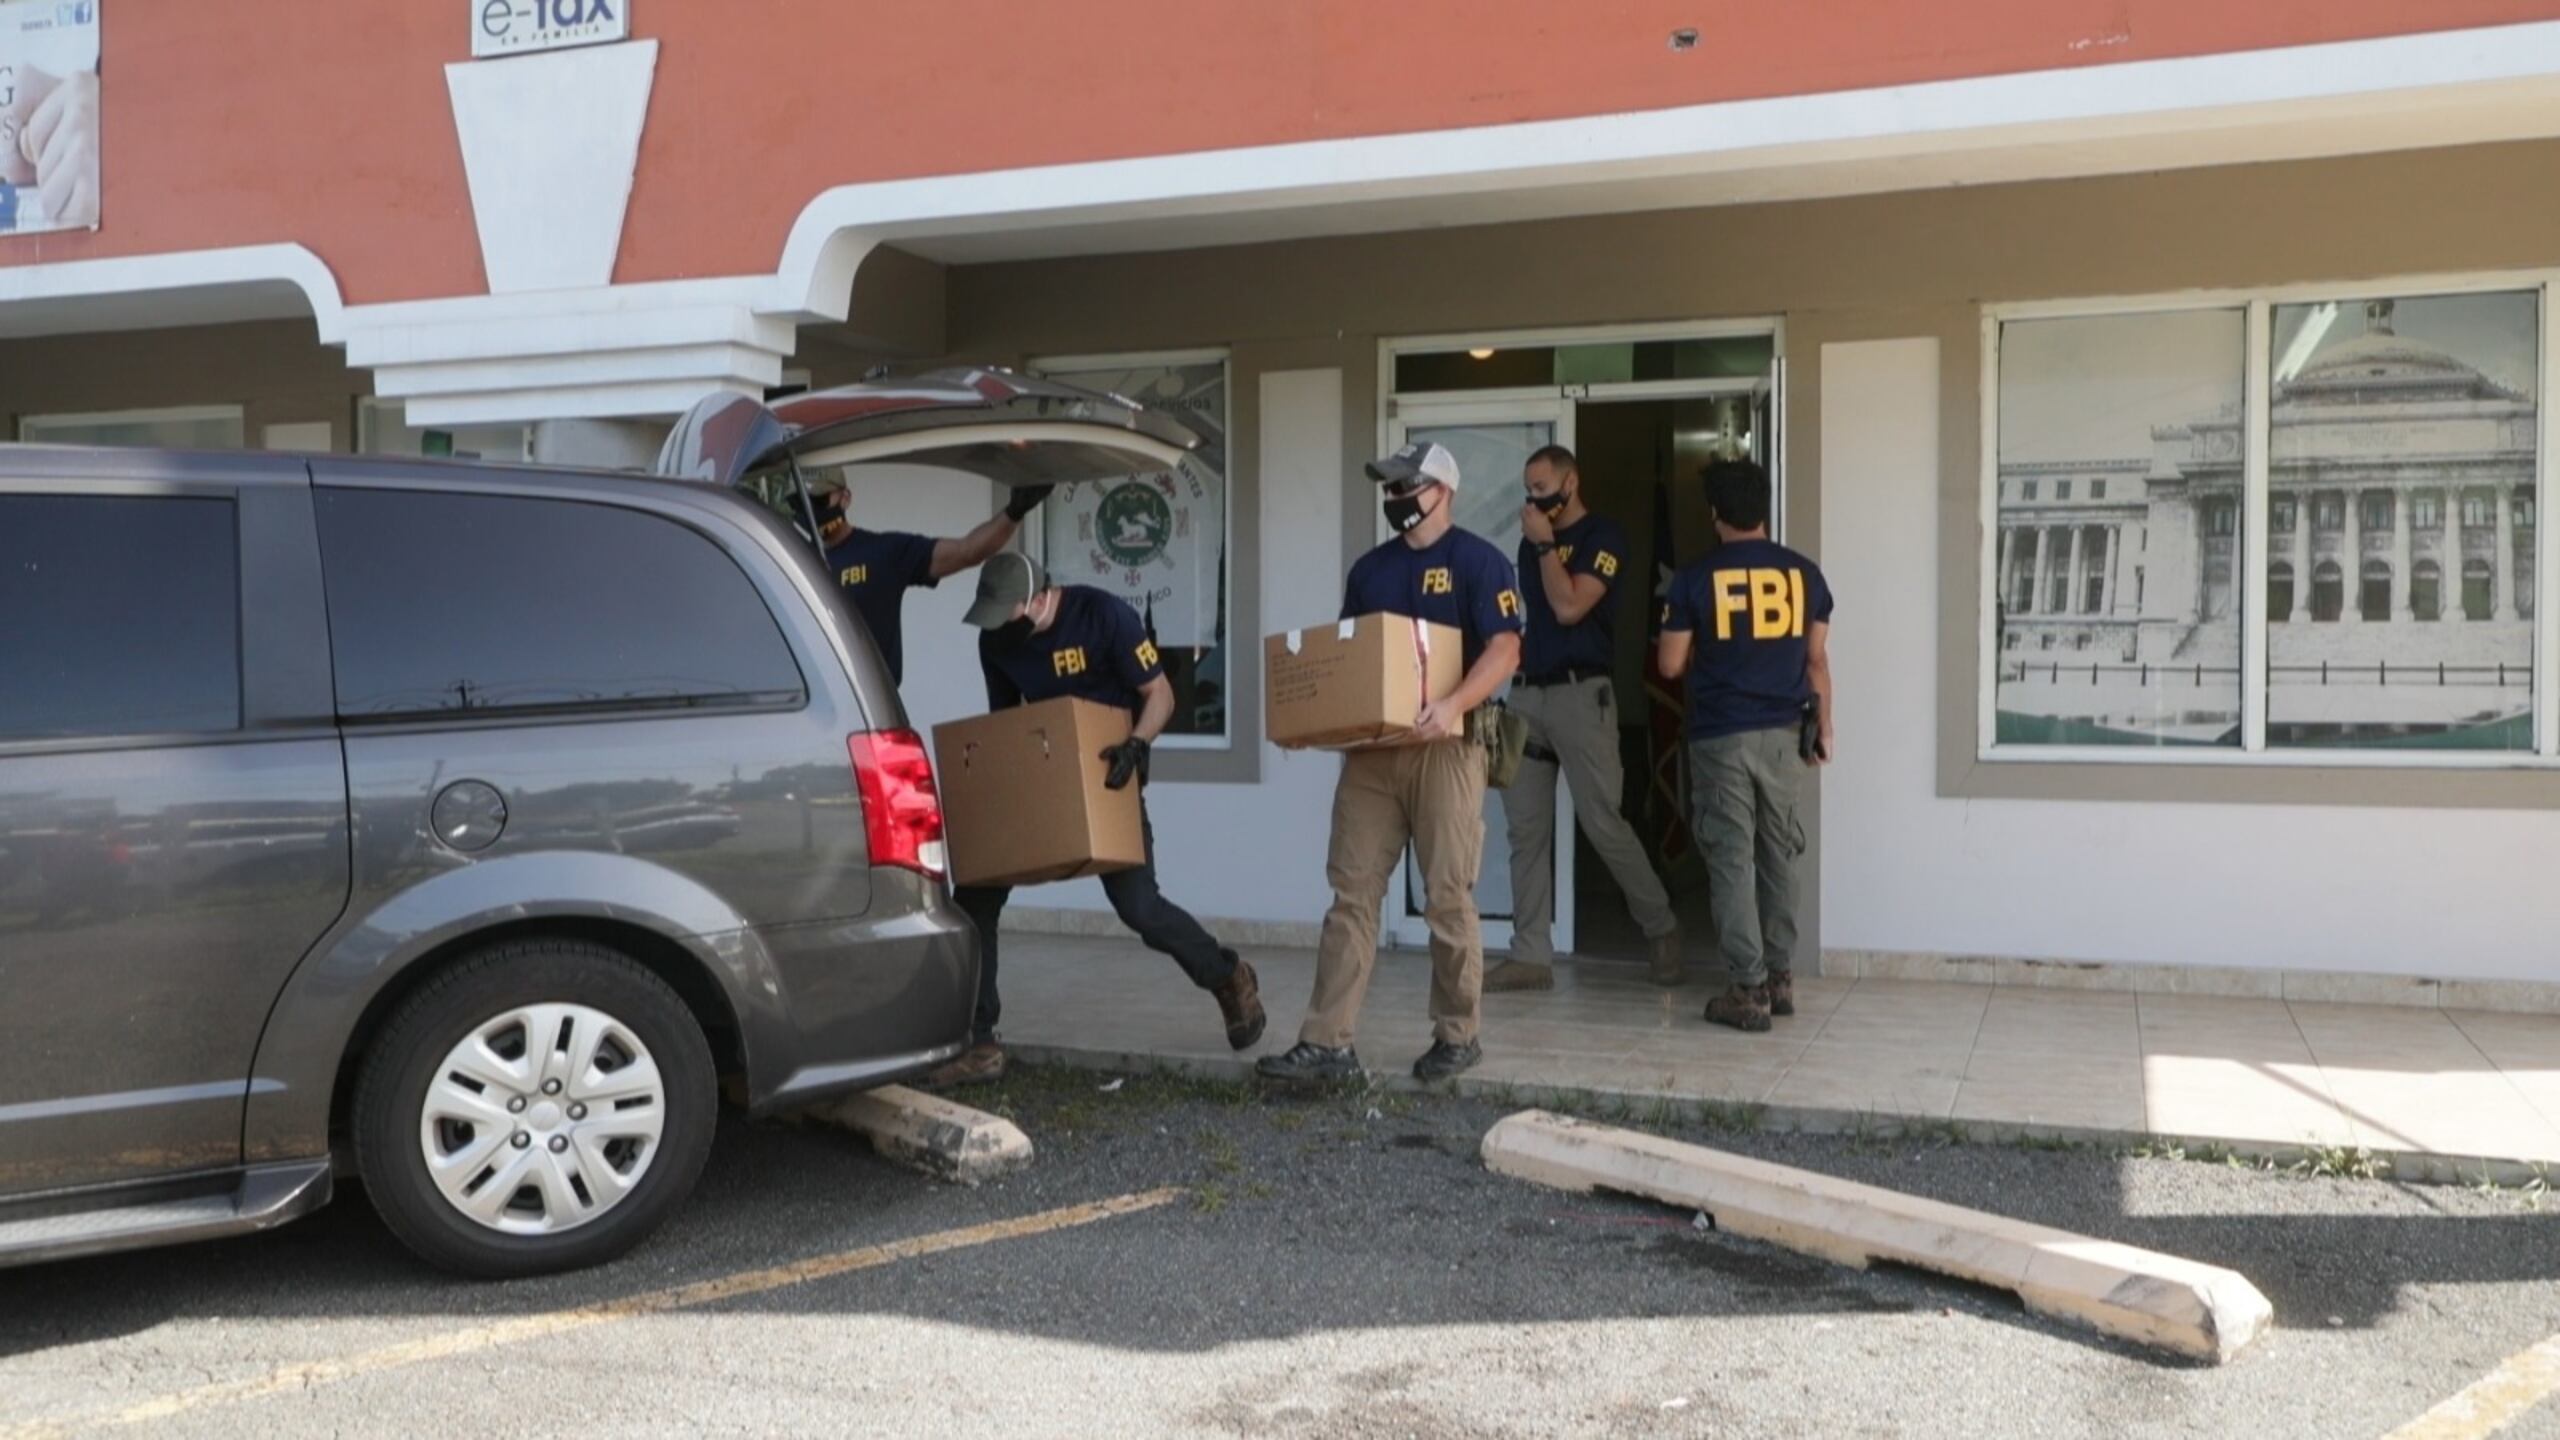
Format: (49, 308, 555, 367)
(1491, 443, 1684, 994)
(924, 552, 1266, 1087)
(1656, 458, 1835, 1033)
(811, 474, 1051, 686)
(1258, 441, 1524, 1085)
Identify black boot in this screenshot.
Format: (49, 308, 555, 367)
(1412, 1038, 1482, 1081)
(1255, 1042, 1362, 1085)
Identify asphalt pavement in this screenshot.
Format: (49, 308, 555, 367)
(3, 1067, 2557, 1439)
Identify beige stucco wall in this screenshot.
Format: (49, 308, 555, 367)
(943, 136, 2560, 813)
(0, 320, 365, 453)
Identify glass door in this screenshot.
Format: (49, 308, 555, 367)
(1380, 398, 1573, 954)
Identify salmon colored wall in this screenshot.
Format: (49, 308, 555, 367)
(7, 0, 2558, 304)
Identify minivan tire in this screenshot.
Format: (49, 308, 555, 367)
(352, 938, 717, 1278)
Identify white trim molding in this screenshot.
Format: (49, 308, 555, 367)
(0, 244, 347, 341)
(4, 22, 2560, 423)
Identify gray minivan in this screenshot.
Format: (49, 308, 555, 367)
(0, 369, 1195, 1277)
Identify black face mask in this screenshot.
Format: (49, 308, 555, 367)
(988, 616, 1036, 650)
(1529, 489, 1570, 516)
(1384, 487, 1440, 535)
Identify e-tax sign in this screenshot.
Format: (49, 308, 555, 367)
(472, 0, 626, 59)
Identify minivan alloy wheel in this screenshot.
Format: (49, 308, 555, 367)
(421, 1002, 667, 1236)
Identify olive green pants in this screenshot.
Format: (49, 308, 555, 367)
(1685, 726, 1808, 989)
(1499, 677, 1677, 966)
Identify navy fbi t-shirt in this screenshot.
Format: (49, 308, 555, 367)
(1518, 514, 1630, 680)
(1662, 537, 1836, 741)
(1341, 526, 1524, 672)
(824, 528, 940, 685)
(980, 585, 1164, 716)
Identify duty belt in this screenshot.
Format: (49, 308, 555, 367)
(1520, 666, 1609, 687)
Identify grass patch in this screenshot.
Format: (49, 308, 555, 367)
(2287, 1145, 2393, 1182)
(1195, 1127, 1243, 1177)
(2469, 1162, 2550, 1212)
(1696, 1101, 1769, 1136)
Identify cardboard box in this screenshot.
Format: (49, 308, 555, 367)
(1265, 612, 1466, 749)
(933, 697, 1146, 887)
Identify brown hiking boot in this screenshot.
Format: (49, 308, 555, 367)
(1648, 928, 1686, 987)
(919, 1042, 1006, 1089)
(1703, 985, 1772, 1034)
(1214, 953, 1267, 1050)
(1484, 959, 1554, 993)
(1764, 971, 1795, 1017)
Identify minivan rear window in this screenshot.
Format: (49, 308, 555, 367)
(315, 489, 805, 720)
(0, 494, 241, 741)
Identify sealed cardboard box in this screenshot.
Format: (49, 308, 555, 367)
(933, 697, 1146, 887)
(1265, 612, 1465, 749)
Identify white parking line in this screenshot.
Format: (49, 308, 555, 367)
(1, 1187, 1184, 1439)
(2386, 1330, 2560, 1440)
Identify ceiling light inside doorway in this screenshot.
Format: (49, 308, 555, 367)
(1468, 348, 1496, 360)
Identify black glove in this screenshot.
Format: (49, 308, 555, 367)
(1100, 735, 1152, 790)
(1003, 484, 1056, 521)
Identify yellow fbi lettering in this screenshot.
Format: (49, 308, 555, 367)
(1711, 567, 1810, 641)
(1053, 647, 1089, 677)
(1497, 588, 1521, 618)
(1593, 550, 1620, 578)
(1134, 640, 1160, 669)
(838, 565, 869, 586)
(1421, 567, 1453, 595)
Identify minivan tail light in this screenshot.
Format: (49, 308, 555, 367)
(847, 730, 947, 880)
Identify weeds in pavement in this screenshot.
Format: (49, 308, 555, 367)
(1196, 1127, 1243, 1177)
(2466, 1161, 2550, 1211)
(1696, 1101, 1769, 1136)
(2288, 1145, 2393, 1181)
(1897, 1119, 1972, 1151)
(1193, 1184, 1228, 1215)
(2004, 1131, 2093, 1155)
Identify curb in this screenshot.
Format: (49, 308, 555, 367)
(810, 1085, 1034, 1185)
(1482, 1108, 2274, 1364)
(1002, 1041, 2555, 1187)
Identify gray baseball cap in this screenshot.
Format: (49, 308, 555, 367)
(1365, 440, 1462, 491)
(964, 550, 1049, 628)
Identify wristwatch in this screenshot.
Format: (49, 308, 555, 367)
(1530, 541, 1558, 557)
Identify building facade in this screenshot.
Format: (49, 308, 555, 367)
(8, 2, 2560, 1002)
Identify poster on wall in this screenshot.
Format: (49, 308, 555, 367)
(1039, 358, 1227, 648)
(0, 0, 99, 235)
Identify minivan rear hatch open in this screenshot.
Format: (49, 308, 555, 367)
(655, 366, 1199, 495)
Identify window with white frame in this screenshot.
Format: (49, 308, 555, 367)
(1026, 351, 1231, 745)
(19, 405, 244, 449)
(1987, 279, 2551, 761)
(1991, 309, 2245, 748)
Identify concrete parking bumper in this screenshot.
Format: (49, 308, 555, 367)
(1482, 1109, 2273, 1364)
(813, 1085, 1033, 1185)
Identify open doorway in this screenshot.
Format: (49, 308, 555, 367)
(1562, 391, 1764, 968)
(1378, 322, 1782, 969)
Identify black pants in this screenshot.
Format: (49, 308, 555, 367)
(953, 804, 1235, 1045)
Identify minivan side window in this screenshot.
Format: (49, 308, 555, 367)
(0, 495, 242, 741)
(315, 489, 806, 720)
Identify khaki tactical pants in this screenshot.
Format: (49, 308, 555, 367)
(1301, 738, 1489, 1049)
(1686, 726, 1809, 989)
(1500, 677, 1677, 966)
